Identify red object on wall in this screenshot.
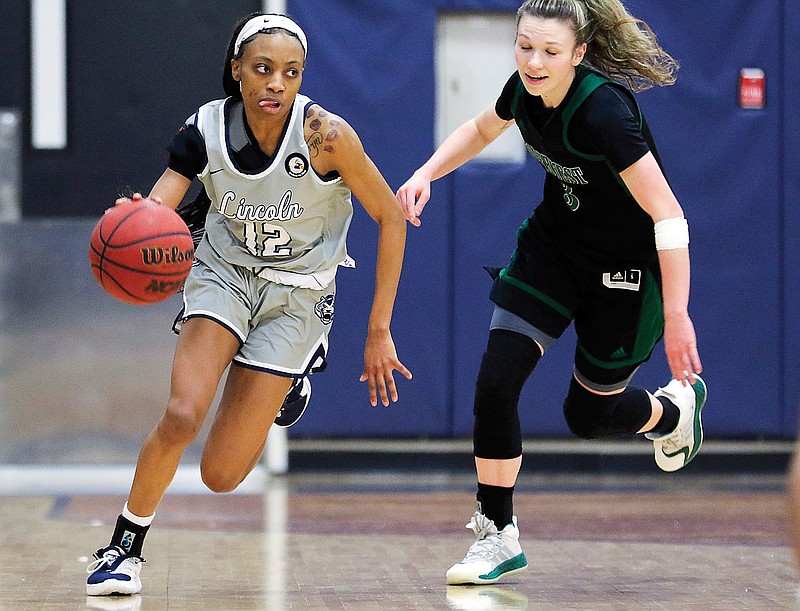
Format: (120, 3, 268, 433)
(739, 68, 765, 109)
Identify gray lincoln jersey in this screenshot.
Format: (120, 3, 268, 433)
(192, 93, 355, 289)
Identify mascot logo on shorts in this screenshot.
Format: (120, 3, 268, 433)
(314, 294, 335, 325)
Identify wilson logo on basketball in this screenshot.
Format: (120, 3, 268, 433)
(90, 198, 194, 305)
(145, 279, 186, 295)
(140, 245, 195, 266)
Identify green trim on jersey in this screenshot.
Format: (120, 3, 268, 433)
(498, 267, 574, 319)
(561, 72, 608, 162)
(497, 218, 575, 320)
(510, 78, 526, 119)
(511, 67, 644, 193)
(577, 268, 664, 368)
(561, 70, 642, 192)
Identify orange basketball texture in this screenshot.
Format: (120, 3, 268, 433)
(89, 199, 194, 305)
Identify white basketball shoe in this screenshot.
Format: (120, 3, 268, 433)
(446, 511, 528, 585)
(646, 374, 707, 472)
(86, 545, 144, 596)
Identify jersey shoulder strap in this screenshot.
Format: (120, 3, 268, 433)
(561, 68, 643, 162)
(560, 71, 609, 134)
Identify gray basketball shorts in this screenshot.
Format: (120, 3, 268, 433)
(177, 251, 334, 378)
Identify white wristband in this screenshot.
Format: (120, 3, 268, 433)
(654, 217, 689, 251)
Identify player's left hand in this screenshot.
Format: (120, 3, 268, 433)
(663, 311, 702, 386)
(360, 328, 412, 407)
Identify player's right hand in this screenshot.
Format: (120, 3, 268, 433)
(396, 172, 431, 227)
(114, 193, 162, 207)
(359, 328, 413, 407)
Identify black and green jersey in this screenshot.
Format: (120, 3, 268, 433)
(495, 65, 662, 266)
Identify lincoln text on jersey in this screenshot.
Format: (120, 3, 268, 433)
(219, 189, 305, 222)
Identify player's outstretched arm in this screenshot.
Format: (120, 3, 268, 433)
(396, 103, 513, 226)
(310, 107, 412, 407)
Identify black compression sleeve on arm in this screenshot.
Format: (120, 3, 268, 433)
(167, 123, 207, 179)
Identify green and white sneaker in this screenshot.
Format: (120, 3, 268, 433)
(646, 374, 707, 472)
(446, 512, 528, 585)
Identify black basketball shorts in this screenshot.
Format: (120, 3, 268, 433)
(489, 219, 664, 388)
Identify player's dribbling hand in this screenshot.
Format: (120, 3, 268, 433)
(114, 193, 163, 207)
(396, 172, 432, 227)
(359, 328, 413, 407)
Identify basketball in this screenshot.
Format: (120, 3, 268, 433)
(89, 198, 195, 305)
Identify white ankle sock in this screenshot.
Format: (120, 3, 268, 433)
(122, 502, 155, 527)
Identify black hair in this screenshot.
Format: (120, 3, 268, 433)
(221, 12, 306, 99)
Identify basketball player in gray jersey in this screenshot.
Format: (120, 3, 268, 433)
(87, 13, 411, 597)
(193, 92, 354, 289)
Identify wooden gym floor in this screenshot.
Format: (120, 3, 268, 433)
(3, 220, 795, 608)
(0, 467, 796, 610)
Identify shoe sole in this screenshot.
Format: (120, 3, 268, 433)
(685, 374, 707, 464)
(446, 554, 528, 585)
(86, 577, 142, 596)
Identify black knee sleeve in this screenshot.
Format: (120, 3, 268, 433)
(562, 378, 652, 439)
(473, 330, 541, 459)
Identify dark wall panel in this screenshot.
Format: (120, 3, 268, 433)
(580, 0, 785, 436)
(0, 2, 27, 109)
(609, 0, 784, 436)
(24, 2, 260, 217)
(446, 0, 784, 437)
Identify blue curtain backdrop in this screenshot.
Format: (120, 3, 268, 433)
(288, 0, 793, 438)
(1, 1, 795, 438)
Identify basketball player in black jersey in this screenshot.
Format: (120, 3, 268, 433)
(398, 0, 706, 586)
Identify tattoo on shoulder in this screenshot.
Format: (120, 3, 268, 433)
(305, 109, 345, 159)
(307, 131, 323, 158)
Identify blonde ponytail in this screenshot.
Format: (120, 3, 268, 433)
(517, 0, 678, 91)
